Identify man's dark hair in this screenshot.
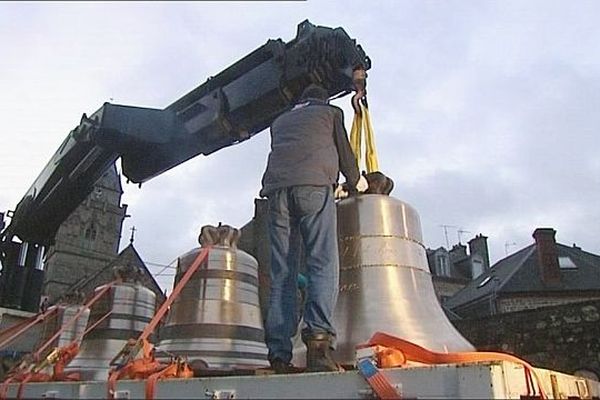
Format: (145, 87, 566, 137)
(299, 83, 329, 101)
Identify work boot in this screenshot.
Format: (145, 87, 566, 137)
(303, 332, 339, 373)
(269, 358, 296, 374)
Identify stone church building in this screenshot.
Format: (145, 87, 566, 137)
(41, 164, 129, 303)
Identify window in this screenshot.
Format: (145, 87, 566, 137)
(436, 254, 450, 277)
(82, 221, 98, 250)
(472, 259, 484, 279)
(558, 256, 577, 269)
(34, 245, 45, 270)
(17, 242, 28, 267)
(84, 222, 97, 241)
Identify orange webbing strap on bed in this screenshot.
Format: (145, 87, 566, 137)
(0, 314, 44, 345)
(359, 332, 547, 399)
(139, 246, 211, 343)
(0, 307, 58, 400)
(15, 371, 51, 400)
(145, 358, 193, 400)
(107, 338, 162, 399)
(34, 280, 117, 361)
(8, 291, 117, 399)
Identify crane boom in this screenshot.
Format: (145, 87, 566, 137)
(1, 20, 370, 246)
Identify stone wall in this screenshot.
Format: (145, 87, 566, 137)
(497, 295, 600, 313)
(453, 299, 600, 378)
(431, 276, 469, 303)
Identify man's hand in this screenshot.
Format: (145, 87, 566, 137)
(334, 175, 368, 199)
(334, 184, 349, 199)
(356, 175, 369, 193)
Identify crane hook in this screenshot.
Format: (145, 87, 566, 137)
(351, 68, 367, 115)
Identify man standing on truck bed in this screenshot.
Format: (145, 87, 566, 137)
(260, 83, 368, 373)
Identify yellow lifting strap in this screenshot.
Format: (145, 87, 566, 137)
(350, 103, 379, 173)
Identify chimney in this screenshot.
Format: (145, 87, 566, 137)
(254, 198, 268, 219)
(468, 234, 490, 270)
(532, 228, 561, 286)
(449, 243, 468, 264)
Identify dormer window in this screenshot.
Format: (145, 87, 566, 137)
(436, 254, 450, 277)
(558, 256, 577, 269)
(472, 258, 484, 279)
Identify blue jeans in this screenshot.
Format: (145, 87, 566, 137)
(265, 185, 339, 363)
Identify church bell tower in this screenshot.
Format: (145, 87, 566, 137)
(42, 164, 128, 302)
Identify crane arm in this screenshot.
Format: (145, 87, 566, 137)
(1, 20, 370, 246)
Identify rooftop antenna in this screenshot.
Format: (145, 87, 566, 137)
(504, 241, 517, 255)
(457, 228, 471, 244)
(439, 224, 458, 248)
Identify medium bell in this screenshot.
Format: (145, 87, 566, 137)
(36, 301, 90, 351)
(156, 224, 269, 370)
(66, 281, 156, 380)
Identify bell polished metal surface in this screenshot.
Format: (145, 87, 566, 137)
(332, 194, 474, 364)
(66, 282, 156, 380)
(37, 304, 90, 350)
(157, 246, 269, 369)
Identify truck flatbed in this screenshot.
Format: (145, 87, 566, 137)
(4, 360, 599, 399)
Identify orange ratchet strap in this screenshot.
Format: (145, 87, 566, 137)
(357, 332, 547, 400)
(0, 306, 58, 350)
(33, 280, 117, 361)
(107, 247, 211, 400)
(145, 357, 193, 400)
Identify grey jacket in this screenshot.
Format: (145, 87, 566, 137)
(260, 98, 360, 197)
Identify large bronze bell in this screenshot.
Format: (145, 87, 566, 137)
(292, 190, 474, 366)
(333, 194, 474, 364)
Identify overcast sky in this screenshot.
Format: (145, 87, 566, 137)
(1, 1, 598, 290)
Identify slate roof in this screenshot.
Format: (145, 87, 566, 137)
(426, 247, 473, 280)
(66, 244, 165, 303)
(445, 242, 600, 309)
